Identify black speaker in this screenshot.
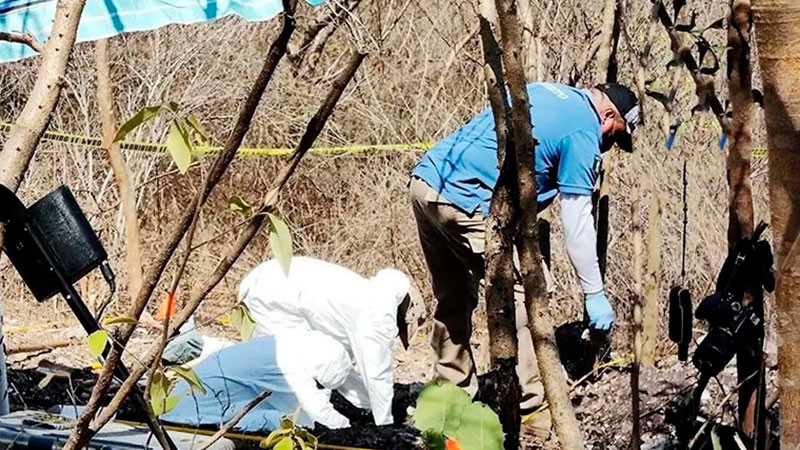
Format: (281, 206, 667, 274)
(3, 186, 107, 301)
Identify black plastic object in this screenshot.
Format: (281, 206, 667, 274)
(4, 186, 107, 301)
(0, 184, 177, 450)
(668, 286, 693, 361)
(555, 321, 609, 380)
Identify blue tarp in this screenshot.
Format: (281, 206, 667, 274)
(0, 0, 325, 63)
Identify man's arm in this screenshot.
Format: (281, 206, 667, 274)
(560, 193, 614, 330)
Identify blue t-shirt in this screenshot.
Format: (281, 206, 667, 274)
(412, 82, 602, 216)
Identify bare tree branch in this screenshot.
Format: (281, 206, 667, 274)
(0, 31, 45, 53)
(197, 390, 272, 450)
(493, 0, 583, 447)
(88, 50, 368, 433)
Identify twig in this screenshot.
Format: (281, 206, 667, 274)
(688, 370, 759, 448)
(0, 31, 45, 53)
(196, 389, 271, 450)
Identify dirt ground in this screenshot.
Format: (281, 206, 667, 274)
(2, 307, 781, 450)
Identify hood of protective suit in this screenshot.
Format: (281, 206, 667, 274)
(367, 268, 411, 309)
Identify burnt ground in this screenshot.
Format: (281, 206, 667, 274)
(2, 319, 782, 449)
(6, 357, 780, 450)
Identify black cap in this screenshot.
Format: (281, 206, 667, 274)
(595, 83, 640, 152)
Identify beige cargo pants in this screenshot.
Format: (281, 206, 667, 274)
(409, 176, 544, 412)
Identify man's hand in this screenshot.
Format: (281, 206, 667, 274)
(585, 291, 614, 331)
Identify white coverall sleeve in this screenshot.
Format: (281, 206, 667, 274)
(283, 372, 350, 429)
(351, 318, 395, 426)
(560, 193, 604, 294)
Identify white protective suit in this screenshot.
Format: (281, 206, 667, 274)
(239, 257, 411, 426)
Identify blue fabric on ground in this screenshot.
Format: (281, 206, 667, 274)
(162, 335, 312, 431)
(0, 0, 325, 63)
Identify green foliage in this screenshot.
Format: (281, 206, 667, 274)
(115, 103, 208, 174)
(268, 213, 293, 277)
(711, 426, 722, 450)
(114, 105, 162, 142)
(149, 368, 182, 416)
(168, 365, 207, 395)
(230, 304, 257, 342)
(87, 330, 109, 358)
(421, 430, 447, 450)
(260, 409, 317, 450)
(229, 195, 253, 216)
(166, 121, 193, 174)
(414, 382, 504, 450)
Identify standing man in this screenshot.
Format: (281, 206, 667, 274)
(409, 82, 640, 434)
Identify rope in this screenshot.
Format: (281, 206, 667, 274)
(0, 121, 432, 157)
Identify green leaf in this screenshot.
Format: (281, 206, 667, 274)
(451, 402, 504, 450)
(421, 430, 447, 450)
(102, 316, 139, 326)
(150, 370, 172, 416)
(185, 114, 208, 145)
(114, 105, 163, 142)
(229, 195, 253, 216)
(38, 374, 55, 390)
(87, 330, 109, 358)
(711, 426, 722, 450)
(168, 366, 207, 395)
(163, 394, 182, 415)
(268, 213, 293, 277)
(274, 437, 294, 450)
(295, 429, 317, 447)
(166, 121, 193, 174)
(260, 429, 291, 448)
(414, 382, 471, 435)
(230, 304, 256, 342)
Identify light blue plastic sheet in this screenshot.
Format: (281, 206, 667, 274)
(0, 0, 326, 63)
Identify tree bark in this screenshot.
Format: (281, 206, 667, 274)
(476, 1, 520, 447)
(630, 201, 643, 449)
(641, 194, 662, 366)
(727, 0, 764, 443)
(62, 2, 299, 448)
(95, 38, 145, 300)
(753, 0, 800, 446)
(493, 0, 583, 447)
(0, 0, 87, 243)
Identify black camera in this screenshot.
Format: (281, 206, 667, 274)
(691, 223, 774, 377)
(692, 291, 763, 376)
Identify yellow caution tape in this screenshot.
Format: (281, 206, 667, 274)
(0, 121, 432, 157)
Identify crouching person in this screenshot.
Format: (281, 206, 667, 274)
(238, 256, 421, 427)
(162, 330, 354, 430)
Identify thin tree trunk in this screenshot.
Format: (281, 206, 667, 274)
(493, 0, 583, 447)
(753, 0, 800, 446)
(0, 0, 87, 243)
(641, 194, 662, 366)
(631, 201, 643, 449)
(476, 1, 520, 447)
(95, 38, 145, 300)
(62, 2, 299, 448)
(727, 0, 763, 443)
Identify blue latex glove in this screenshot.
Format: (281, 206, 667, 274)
(585, 291, 615, 331)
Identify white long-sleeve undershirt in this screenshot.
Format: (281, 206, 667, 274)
(560, 193, 604, 294)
